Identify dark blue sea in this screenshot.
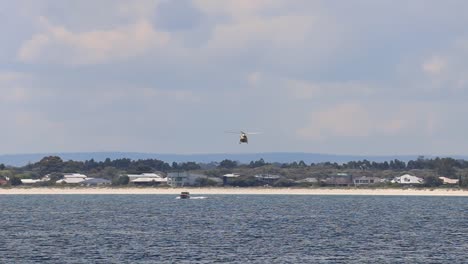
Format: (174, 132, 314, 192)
(0, 195, 467, 263)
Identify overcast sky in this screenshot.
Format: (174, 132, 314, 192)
(2, 0, 468, 156)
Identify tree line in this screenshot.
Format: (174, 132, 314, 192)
(1, 155, 468, 187)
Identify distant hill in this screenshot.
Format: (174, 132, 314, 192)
(0, 152, 464, 167)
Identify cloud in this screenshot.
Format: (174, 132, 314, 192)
(422, 56, 447, 75)
(297, 102, 442, 141)
(193, 0, 285, 19)
(297, 103, 372, 140)
(154, 0, 202, 31)
(18, 17, 170, 64)
(4, 1, 468, 155)
(0, 72, 32, 103)
(286, 79, 375, 100)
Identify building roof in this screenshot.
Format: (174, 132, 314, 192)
(296, 178, 318, 183)
(131, 177, 167, 183)
(81, 178, 111, 185)
(127, 173, 164, 179)
(223, 173, 240, 178)
(21, 179, 43, 184)
(255, 174, 281, 180)
(167, 172, 207, 178)
(391, 174, 423, 184)
(439, 177, 459, 184)
(64, 173, 87, 179)
(57, 177, 91, 184)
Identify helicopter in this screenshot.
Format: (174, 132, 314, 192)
(226, 131, 261, 144)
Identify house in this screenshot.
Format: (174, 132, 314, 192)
(21, 179, 43, 184)
(56, 173, 89, 184)
(391, 174, 423, 184)
(81, 178, 111, 186)
(127, 173, 164, 181)
(254, 174, 281, 185)
(131, 177, 167, 185)
(0, 178, 7, 185)
(296, 177, 318, 184)
(166, 172, 216, 187)
(353, 176, 382, 186)
(223, 173, 240, 186)
(323, 173, 353, 186)
(439, 177, 459, 185)
(127, 173, 167, 185)
(20, 175, 52, 184)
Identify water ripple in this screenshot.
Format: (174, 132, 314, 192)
(0, 195, 467, 263)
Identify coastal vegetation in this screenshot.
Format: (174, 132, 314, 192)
(0, 156, 466, 188)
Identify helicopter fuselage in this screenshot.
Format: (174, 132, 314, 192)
(239, 133, 248, 144)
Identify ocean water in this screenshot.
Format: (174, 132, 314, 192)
(0, 194, 467, 263)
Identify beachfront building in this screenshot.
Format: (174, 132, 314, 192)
(254, 174, 281, 185)
(20, 175, 52, 184)
(21, 179, 43, 184)
(127, 173, 167, 185)
(296, 177, 319, 185)
(223, 173, 240, 186)
(323, 173, 353, 186)
(166, 172, 216, 187)
(353, 176, 382, 186)
(439, 177, 459, 185)
(81, 178, 111, 186)
(391, 174, 423, 185)
(56, 173, 89, 184)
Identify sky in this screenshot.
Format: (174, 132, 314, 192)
(2, 0, 468, 156)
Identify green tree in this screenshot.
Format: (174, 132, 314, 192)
(434, 157, 457, 177)
(179, 162, 201, 171)
(36, 156, 64, 175)
(273, 178, 296, 187)
(424, 175, 443, 187)
(0, 164, 5, 170)
(219, 159, 237, 169)
(112, 175, 129, 186)
(249, 158, 267, 168)
(195, 177, 218, 187)
(9, 176, 22, 186)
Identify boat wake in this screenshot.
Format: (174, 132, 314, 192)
(176, 196, 208, 200)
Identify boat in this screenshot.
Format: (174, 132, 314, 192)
(179, 191, 190, 199)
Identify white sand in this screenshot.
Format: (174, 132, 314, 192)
(0, 187, 467, 196)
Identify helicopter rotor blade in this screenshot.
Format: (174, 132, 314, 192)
(225, 130, 241, 134)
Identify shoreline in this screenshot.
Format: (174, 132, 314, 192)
(1, 187, 468, 196)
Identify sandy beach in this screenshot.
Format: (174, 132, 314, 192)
(1, 187, 468, 196)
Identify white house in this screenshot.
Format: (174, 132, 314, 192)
(353, 176, 382, 186)
(20, 175, 52, 184)
(56, 173, 89, 184)
(127, 173, 167, 185)
(81, 178, 112, 186)
(166, 172, 213, 187)
(296, 177, 319, 184)
(391, 174, 424, 184)
(223, 173, 240, 178)
(21, 179, 43, 184)
(439, 177, 459, 185)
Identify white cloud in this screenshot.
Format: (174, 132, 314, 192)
(0, 72, 32, 103)
(422, 56, 447, 75)
(18, 17, 170, 64)
(297, 103, 372, 140)
(286, 79, 375, 100)
(297, 102, 442, 141)
(4, 1, 468, 155)
(194, 0, 285, 19)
